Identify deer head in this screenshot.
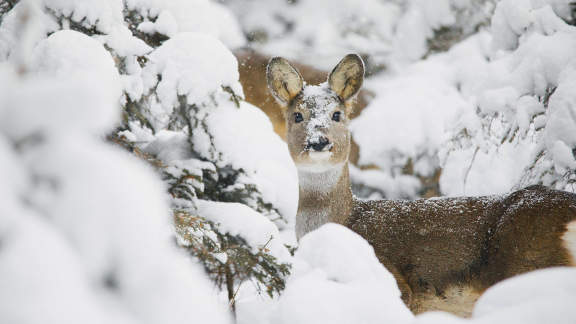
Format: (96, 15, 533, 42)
(267, 54, 364, 173)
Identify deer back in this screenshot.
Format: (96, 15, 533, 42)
(348, 185, 576, 315)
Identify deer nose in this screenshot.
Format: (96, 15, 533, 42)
(309, 137, 330, 152)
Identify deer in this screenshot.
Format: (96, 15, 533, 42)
(234, 48, 373, 166)
(266, 53, 576, 317)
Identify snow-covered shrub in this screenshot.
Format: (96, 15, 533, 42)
(119, 32, 297, 308)
(350, 48, 476, 199)
(173, 202, 291, 312)
(0, 3, 230, 323)
(0, 0, 298, 317)
(441, 0, 576, 195)
(222, 0, 495, 72)
(350, 0, 576, 198)
(115, 7, 297, 315)
(111, 3, 298, 311)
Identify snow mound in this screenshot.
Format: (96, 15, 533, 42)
(1, 30, 121, 138)
(143, 32, 240, 111)
(473, 267, 576, 318)
(271, 224, 413, 324)
(412, 267, 576, 324)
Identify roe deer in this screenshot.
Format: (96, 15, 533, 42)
(266, 54, 576, 317)
(234, 48, 373, 165)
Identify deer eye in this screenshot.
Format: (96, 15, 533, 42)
(332, 111, 342, 122)
(294, 112, 303, 123)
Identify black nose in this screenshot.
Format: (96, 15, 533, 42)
(309, 137, 330, 152)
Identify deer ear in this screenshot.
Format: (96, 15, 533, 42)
(328, 54, 364, 102)
(267, 57, 304, 106)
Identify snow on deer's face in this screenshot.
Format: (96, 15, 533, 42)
(267, 54, 364, 172)
(284, 84, 351, 171)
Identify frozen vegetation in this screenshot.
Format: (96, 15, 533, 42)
(1, 0, 576, 324)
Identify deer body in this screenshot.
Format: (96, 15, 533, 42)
(266, 54, 576, 316)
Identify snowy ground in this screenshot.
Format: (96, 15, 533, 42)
(1, 0, 576, 323)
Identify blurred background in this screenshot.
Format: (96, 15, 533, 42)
(223, 0, 576, 200)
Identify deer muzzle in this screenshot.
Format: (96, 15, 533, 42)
(307, 136, 331, 152)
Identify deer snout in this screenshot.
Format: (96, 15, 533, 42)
(308, 137, 330, 152)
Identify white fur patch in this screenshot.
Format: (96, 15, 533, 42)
(297, 163, 344, 193)
(309, 151, 332, 161)
(563, 220, 576, 265)
(297, 161, 340, 174)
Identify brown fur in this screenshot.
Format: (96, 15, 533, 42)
(266, 54, 576, 317)
(349, 184, 576, 315)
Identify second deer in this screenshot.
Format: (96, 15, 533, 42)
(266, 54, 576, 317)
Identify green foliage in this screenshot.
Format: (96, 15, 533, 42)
(174, 210, 290, 312)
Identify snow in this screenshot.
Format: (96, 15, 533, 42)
(441, 141, 538, 196)
(143, 32, 241, 112)
(42, 0, 123, 33)
(198, 100, 299, 223)
(473, 267, 576, 317)
(344, 0, 576, 196)
(1, 30, 120, 139)
(0, 3, 56, 61)
(197, 200, 291, 262)
(393, 0, 455, 61)
(350, 165, 421, 199)
(136, 42, 298, 225)
(2, 0, 576, 323)
(229, 0, 400, 69)
(269, 224, 413, 324)
(0, 211, 131, 324)
(440, 1, 576, 194)
(348, 35, 486, 196)
(300, 83, 340, 145)
(103, 26, 152, 58)
(123, 29, 298, 228)
(126, 0, 245, 48)
(0, 3, 232, 323)
(545, 66, 576, 169)
(138, 10, 178, 37)
(32, 30, 121, 128)
(411, 268, 576, 324)
(350, 56, 472, 169)
(25, 137, 230, 324)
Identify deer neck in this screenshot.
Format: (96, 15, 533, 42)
(295, 162, 353, 240)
